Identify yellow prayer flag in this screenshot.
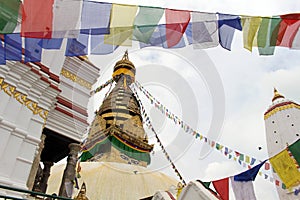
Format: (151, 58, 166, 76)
(245, 155, 250, 163)
(104, 4, 138, 46)
(241, 17, 262, 51)
(269, 149, 300, 188)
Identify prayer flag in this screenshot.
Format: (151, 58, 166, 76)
(230, 177, 257, 200)
(288, 139, 300, 166)
(218, 13, 242, 50)
(52, 0, 82, 38)
(40, 38, 63, 49)
(291, 27, 300, 49)
(21, 0, 53, 38)
(234, 160, 266, 181)
(242, 16, 262, 51)
(80, 1, 111, 35)
(65, 33, 88, 56)
(165, 9, 190, 48)
(24, 38, 42, 62)
(185, 23, 192, 44)
(0, 41, 5, 64)
(139, 24, 185, 49)
(257, 17, 278, 55)
(4, 33, 22, 61)
(212, 178, 229, 200)
(269, 149, 300, 188)
(0, 0, 21, 34)
(133, 6, 164, 43)
(104, 4, 138, 46)
(90, 35, 118, 55)
(276, 14, 300, 47)
(191, 12, 219, 49)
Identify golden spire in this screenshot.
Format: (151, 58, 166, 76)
(272, 88, 285, 102)
(112, 50, 136, 82)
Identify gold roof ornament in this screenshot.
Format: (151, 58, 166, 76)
(112, 50, 136, 82)
(74, 182, 89, 200)
(272, 88, 285, 102)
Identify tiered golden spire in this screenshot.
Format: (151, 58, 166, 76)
(272, 88, 285, 102)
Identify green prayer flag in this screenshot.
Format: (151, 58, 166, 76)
(133, 6, 164, 43)
(203, 181, 211, 189)
(0, 0, 21, 34)
(289, 139, 300, 166)
(257, 17, 276, 55)
(269, 17, 281, 46)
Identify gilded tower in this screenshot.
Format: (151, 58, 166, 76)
(81, 51, 153, 167)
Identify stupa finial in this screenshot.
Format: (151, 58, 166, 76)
(272, 87, 285, 102)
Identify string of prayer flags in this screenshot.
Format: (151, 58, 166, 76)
(91, 78, 114, 95)
(130, 83, 186, 185)
(0, 0, 21, 34)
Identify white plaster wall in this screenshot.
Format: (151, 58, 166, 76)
(265, 107, 300, 157)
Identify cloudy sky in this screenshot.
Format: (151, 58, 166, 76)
(87, 1, 300, 199)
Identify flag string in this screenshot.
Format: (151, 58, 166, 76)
(130, 83, 187, 185)
(133, 80, 300, 193)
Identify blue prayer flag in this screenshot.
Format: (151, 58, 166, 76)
(80, 1, 111, 35)
(40, 38, 63, 49)
(65, 34, 89, 56)
(90, 35, 118, 55)
(234, 160, 266, 181)
(0, 41, 5, 64)
(25, 38, 42, 63)
(218, 13, 242, 51)
(5, 33, 22, 61)
(185, 23, 193, 45)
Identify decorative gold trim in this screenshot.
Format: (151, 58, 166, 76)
(60, 68, 92, 90)
(264, 103, 300, 120)
(0, 77, 48, 122)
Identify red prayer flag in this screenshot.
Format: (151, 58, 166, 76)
(212, 178, 229, 200)
(165, 9, 190, 48)
(264, 162, 270, 170)
(21, 0, 54, 38)
(276, 14, 300, 47)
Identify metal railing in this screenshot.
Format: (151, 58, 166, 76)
(0, 184, 72, 200)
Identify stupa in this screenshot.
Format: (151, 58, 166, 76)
(264, 88, 300, 199)
(47, 51, 178, 199)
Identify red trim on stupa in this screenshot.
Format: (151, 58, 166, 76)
(264, 101, 300, 116)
